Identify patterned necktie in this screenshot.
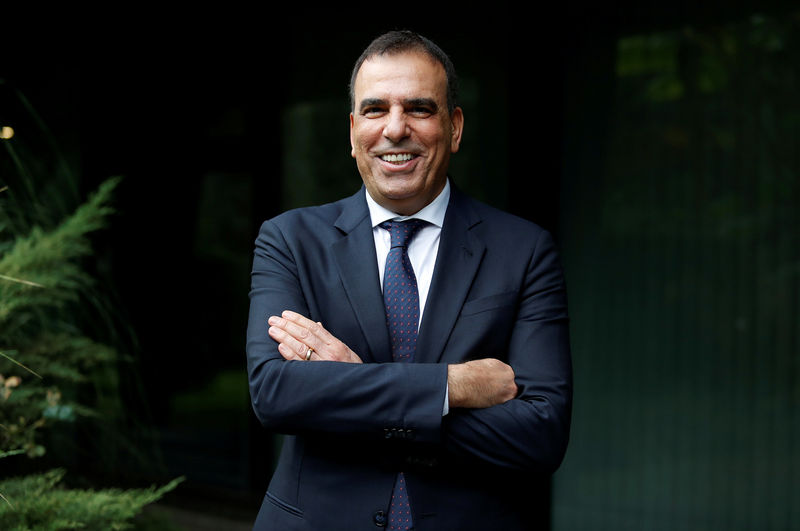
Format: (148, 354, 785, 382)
(380, 219, 426, 531)
(381, 219, 426, 363)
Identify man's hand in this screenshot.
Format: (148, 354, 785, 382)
(268, 310, 363, 363)
(447, 359, 518, 409)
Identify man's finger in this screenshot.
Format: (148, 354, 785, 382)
(270, 315, 326, 355)
(281, 311, 336, 343)
(269, 325, 303, 360)
(281, 310, 317, 329)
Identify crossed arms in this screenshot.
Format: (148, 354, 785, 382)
(267, 310, 518, 409)
(246, 214, 572, 473)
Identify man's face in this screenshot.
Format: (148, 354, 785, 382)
(350, 51, 464, 216)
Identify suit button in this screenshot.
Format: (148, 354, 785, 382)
(405, 428, 415, 440)
(373, 510, 387, 527)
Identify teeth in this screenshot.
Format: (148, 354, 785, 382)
(381, 153, 414, 163)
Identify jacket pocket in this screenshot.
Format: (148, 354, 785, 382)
(265, 491, 304, 518)
(460, 291, 518, 316)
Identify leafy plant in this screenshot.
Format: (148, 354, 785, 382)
(0, 85, 181, 529)
(0, 469, 183, 531)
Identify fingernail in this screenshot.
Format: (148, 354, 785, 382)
(268, 316, 279, 325)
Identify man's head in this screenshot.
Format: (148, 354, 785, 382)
(349, 31, 464, 216)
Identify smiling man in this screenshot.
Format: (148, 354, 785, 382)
(246, 30, 572, 530)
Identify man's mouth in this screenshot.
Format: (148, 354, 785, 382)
(379, 153, 416, 165)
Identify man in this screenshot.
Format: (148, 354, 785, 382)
(246, 30, 572, 530)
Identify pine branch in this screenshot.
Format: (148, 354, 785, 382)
(0, 177, 121, 329)
(0, 470, 184, 529)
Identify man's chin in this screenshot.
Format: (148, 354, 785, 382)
(377, 184, 423, 204)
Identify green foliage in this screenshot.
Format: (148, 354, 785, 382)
(0, 178, 122, 458)
(0, 469, 183, 530)
(0, 177, 118, 330)
(1, 89, 182, 528)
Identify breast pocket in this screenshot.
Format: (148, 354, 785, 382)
(460, 290, 518, 317)
(449, 291, 518, 360)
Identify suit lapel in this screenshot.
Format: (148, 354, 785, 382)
(332, 189, 393, 364)
(417, 187, 485, 364)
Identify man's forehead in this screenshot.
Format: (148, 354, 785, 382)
(353, 52, 447, 103)
(355, 52, 445, 85)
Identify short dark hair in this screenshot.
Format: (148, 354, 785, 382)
(348, 30, 459, 115)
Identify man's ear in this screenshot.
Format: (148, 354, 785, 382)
(349, 113, 356, 158)
(450, 107, 464, 153)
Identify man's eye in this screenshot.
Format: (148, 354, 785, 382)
(410, 107, 433, 116)
(363, 108, 387, 117)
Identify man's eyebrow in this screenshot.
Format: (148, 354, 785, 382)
(404, 98, 438, 111)
(359, 98, 387, 112)
(358, 98, 439, 112)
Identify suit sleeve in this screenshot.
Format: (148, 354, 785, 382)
(441, 229, 573, 474)
(246, 219, 448, 443)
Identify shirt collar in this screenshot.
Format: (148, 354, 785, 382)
(365, 179, 450, 229)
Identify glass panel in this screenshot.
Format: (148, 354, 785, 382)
(554, 11, 800, 530)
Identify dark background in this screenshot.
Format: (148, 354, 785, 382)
(3, 2, 798, 528)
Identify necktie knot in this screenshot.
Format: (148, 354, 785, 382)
(380, 219, 427, 249)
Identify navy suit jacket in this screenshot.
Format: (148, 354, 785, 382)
(246, 184, 572, 530)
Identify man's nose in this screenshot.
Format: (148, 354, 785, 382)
(382, 108, 410, 143)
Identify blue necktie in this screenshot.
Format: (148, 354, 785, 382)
(380, 219, 426, 531)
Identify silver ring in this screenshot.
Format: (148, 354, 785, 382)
(305, 348, 314, 361)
